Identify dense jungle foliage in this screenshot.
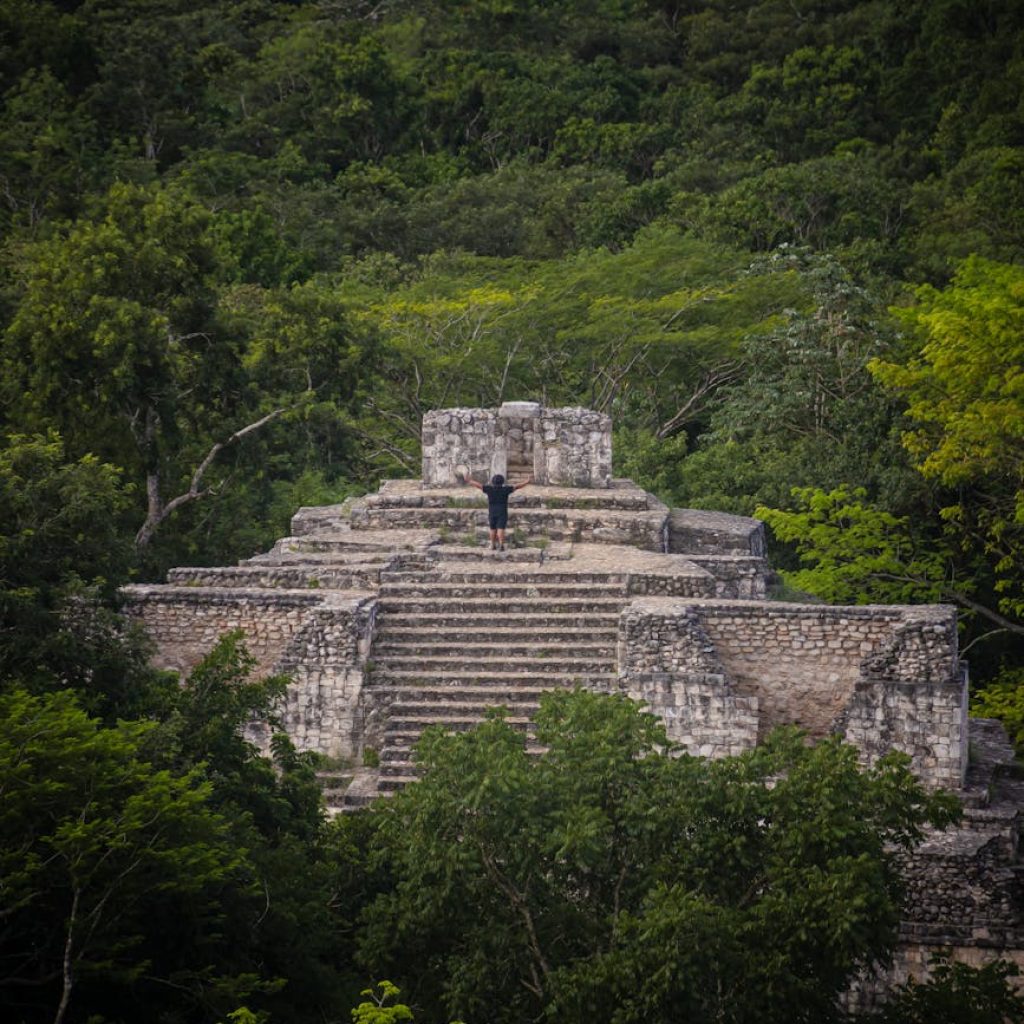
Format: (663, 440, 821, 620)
(2, 1, 1024, 1021)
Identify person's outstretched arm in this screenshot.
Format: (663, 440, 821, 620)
(513, 476, 533, 491)
(463, 476, 484, 491)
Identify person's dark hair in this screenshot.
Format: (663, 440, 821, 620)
(491, 474, 505, 486)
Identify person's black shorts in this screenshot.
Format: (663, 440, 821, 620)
(488, 509, 508, 530)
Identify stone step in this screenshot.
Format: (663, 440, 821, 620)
(379, 760, 424, 778)
(320, 784, 355, 800)
(373, 682, 606, 704)
(276, 535, 400, 555)
(387, 690, 544, 704)
(378, 776, 422, 792)
(379, 746, 544, 775)
(244, 549, 394, 567)
(370, 671, 606, 688)
(379, 596, 627, 615)
(426, 545, 565, 563)
(339, 791, 380, 807)
(375, 666, 615, 682)
(361, 491, 652, 511)
(351, 505, 667, 549)
(380, 570, 627, 586)
(372, 654, 616, 674)
(373, 640, 617, 658)
(378, 625, 618, 642)
(375, 611, 622, 629)
(385, 717, 535, 740)
(167, 565, 382, 589)
(380, 581, 626, 600)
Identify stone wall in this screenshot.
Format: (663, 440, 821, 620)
(272, 598, 377, 758)
(625, 568, 717, 598)
(668, 508, 766, 556)
(622, 672, 760, 758)
(421, 402, 612, 487)
(167, 565, 384, 590)
(535, 406, 612, 487)
(897, 827, 1023, 949)
(122, 585, 377, 759)
(618, 598, 965, 789)
(422, 407, 499, 486)
(683, 555, 770, 599)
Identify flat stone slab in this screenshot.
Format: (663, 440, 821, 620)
(283, 520, 443, 548)
(122, 584, 375, 606)
(669, 508, 766, 556)
(623, 596, 954, 620)
(426, 543, 554, 563)
(377, 477, 661, 509)
(167, 564, 385, 590)
(514, 543, 710, 577)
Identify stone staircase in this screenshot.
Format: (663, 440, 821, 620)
(344, 479, 669, 551)
(129, 477, 770, 813)
(365, 563, 628, 793)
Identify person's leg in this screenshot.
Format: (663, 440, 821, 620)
(495, 511, 508, 551)
(489, 527, 498, 549)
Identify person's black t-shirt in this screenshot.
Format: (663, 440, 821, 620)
(482, 484, 515, 509)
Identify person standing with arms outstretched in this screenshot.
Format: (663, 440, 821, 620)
(463, 473, 532, 551)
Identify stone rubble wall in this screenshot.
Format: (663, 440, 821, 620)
(422, 407, 499, 486)
(167, 565, 383, 590)
(896, 827, 1023, 949)
(121, 585, 377, 759)
(847, 931, 1024, 1013)
(668, 508, 767, 556)
(840, 674, 967, 791)
(421, 403, 612, 488)
(271, 598, 377, 758)
(121, 585, 324, 677)
(618, 598, 965, 789)
(625, 571, 718, 598)
(622, 672, 760, 758)
(535, 406, 612, 487)
(839, 616, 966, 789)
(682, 555, 770, 599)
(846, 943, 1024, 1014)
(349, 503, 669, 550)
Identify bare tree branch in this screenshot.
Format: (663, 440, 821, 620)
(656, 363, 741, 439)
(53, 887, 79, 1024)
(869, 572, 1024, 639)
(134, 407, 289, 548)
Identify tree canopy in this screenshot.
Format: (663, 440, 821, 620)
(359, 691, 958, 1024)
(2, 0, 1024, 1019)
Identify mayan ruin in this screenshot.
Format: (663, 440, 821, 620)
(123, 403, 1024, 1002)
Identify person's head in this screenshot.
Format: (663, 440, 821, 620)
(491, 474, 505, 486)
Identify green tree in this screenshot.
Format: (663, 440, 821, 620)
(1, 182, 363, 560)
(870, 257, 1024, 621)
(756, 486, 954, 606)
(872, 957, 1024, 1024)
(0, 67, 100, 235)
(156, 633, 367, 1024)
(673, 250, 914, 514)
(358, 690, 957, 1024)
(351, 981, 414, 1024)
(0, 431, 174, 719)
(0, 687, 251, 1024)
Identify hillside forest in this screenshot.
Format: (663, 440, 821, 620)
(2, 1, 1024, 1022)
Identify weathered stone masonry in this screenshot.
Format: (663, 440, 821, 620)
(126, 585, 377, 759)
(422, 402, 612, 488)
(122, 403, 1023, 1004)
(617, 599, 965, 789)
